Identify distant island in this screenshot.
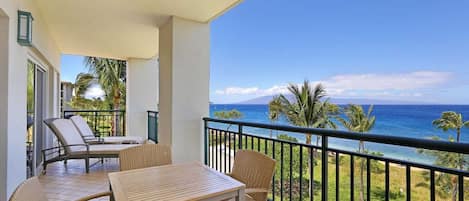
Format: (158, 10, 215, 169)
(228, 95, 435, 105)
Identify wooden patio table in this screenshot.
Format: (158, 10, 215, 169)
(108, 162, 245, 201)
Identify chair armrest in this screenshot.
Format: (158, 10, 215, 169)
(245, 188, 269, 194)
(75, 191, 112, 201)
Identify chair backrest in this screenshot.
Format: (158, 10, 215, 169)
(119, 144, 172, 171)
(70, 115, 96, 138)
(9, 177, 48, 201)
(230, 150, 276, 201)
(47, 118, 86, 153)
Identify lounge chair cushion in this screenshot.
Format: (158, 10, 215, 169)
(70, 115, 96, 137)
(50, 119, 86, 153)
(70, 144, 139, 156)
(70, 115, 145, 144)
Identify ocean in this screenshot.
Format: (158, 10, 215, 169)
(209, 104, 469, 164)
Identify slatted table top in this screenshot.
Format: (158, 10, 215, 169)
(108, 162, 245, 201)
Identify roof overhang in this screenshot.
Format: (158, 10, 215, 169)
(35, 0, 242, 59)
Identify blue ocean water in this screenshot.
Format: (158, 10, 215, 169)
(209, 104, 469, 164)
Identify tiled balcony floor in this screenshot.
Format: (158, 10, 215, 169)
(38, 159, 119, 201)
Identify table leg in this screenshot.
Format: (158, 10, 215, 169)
(237, 188, 245, 201)
(109, 184, 115, 201)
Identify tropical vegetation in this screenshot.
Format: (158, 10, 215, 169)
(268, 80, 338, 198)
(68, 57, 127, 136)
(337, 104, 376, 201)
(418, 111, 469, 201)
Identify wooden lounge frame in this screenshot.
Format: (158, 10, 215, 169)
(42, 118, 138, 173)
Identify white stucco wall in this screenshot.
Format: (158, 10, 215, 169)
(0, 0, 60, 199)
(0, 9, 10, 201)
(159, 17, 210, 163)
(126, 57, 159, 139)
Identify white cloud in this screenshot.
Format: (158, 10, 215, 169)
(216, 87, 259, 95)
(85, 85, 105, 99)
(214, 71, 452, 99)
(322, 71, 451, 91)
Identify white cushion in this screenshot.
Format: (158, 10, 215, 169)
(70, 115, 95, 137)
(50, 119, 86, 153)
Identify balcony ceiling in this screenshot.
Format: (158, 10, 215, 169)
(35, 0, 242, 59)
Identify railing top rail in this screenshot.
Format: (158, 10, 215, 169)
(147, 110, 159, 113)
(63, 109, 125, 113)
(203, 117, 469, 155)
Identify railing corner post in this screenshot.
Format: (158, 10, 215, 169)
(204, 119, 208, 165)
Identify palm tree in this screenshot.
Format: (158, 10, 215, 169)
(269, 80, 337, 198)
(268, 97, 282, 138)
(432, 111, 469, 143)
(73, 73, 95, 98)
(337, 104, 376, 201)
(431, 111, 469, 200)
(84, 57, 126, 136)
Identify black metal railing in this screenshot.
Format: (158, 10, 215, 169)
(148, 111, 158, 143)
(63, 110, 126, 136)
(203, 117, 469, 201)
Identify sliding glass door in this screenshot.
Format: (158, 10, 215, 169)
(26, 60, 46, 177)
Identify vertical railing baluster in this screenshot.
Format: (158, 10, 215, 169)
(251, 136, 254, 150)
(228, 132, 232, 172)
(244, 133, 248, 149)
(215, 130, 219, 171)
(367, 158, 371, 201)
(211, 130, 214, 168)
(299, 145, 303, 201)
(289, 144, 293, 200)
(385, 161, 390, 201)
(406, 165, 411, 201)
(336, 152, 340, 201)
(257, 138, 260, 152)
(204, 120, 208, 165)
(310, 146, 314, 201)
(224, 131, 227, 173)
(238, 124, 243, 150)
(272, 140, 276, 201)
(459, 175, 464, 201)
(351, 155, 354, 201)
(281, 142, 284, 200)
(264, 139, 268, 154)
(94, 111, 98, 134)
(430, 170, 435, 201)
(322, 136, 328, 201)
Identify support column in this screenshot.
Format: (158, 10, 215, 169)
(158, 17, 210, 163)
(0, 10, 9, 201)
(126, 57, 159, 139)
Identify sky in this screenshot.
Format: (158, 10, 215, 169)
(62, 0, 469, 104)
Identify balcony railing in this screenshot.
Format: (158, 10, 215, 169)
(147, 111, 159, 143)
(63, 110, 126, 136)
(203, 117, 469, 201)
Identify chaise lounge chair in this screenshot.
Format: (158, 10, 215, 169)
(43, 118, 139, 173)
(69, 115, 145, 144)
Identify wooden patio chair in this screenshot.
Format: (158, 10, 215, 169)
(8, 177, 111, 201)
(70, 115, 145, 144)
(43, 118, 139, 173)
(228, 150, 276, 201)
(119, 144, 172, 171)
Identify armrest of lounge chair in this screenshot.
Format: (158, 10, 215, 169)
(41, 144, 89, 160)
(75, 191, 112, 201)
